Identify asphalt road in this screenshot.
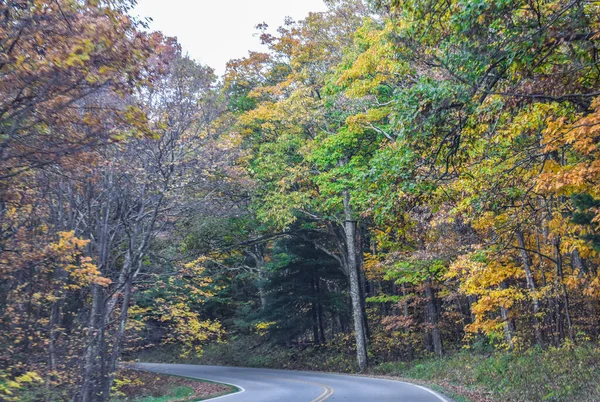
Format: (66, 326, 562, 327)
(136, 363, 452, 402)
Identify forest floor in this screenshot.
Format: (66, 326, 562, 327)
(111, 369, 235, 402)
(133, 339, 600, 402)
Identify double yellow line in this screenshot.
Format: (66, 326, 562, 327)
(311, 383, 334, 402)
(269, 376, 335, 402)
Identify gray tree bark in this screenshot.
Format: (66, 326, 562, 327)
(516, 230, 543, 346)
(343, 190, 368, 371)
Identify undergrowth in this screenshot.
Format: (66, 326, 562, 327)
(373, 344, 600, 402)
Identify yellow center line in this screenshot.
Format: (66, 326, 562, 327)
(311, 383, 334, 402)
(266, 376, 335, 402)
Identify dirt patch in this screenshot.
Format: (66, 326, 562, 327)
(113, 369, 235, 401)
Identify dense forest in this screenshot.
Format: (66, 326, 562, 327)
(2, 0, 600, 400)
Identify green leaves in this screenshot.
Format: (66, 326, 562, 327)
(384, 259, 447, 285)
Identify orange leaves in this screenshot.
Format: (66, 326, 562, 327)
(363, 252, 387, 281)
(0, 0, 173, 183)
(538, 97, 600, 199)
(224, 52, 272, 90)
(543, 97, 600, 156)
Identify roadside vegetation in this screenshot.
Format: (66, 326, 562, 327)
(137, 340, 600, 402)
(374, 344, 600, 402)
(3, 0, 600, 401)
(111, 370, 234, 402)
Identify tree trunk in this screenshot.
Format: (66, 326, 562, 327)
(359, 265, 370, 340)
(400, 282, 414, 360)
(424, 279, 443, 357)
(343, 190, 368, 371)
(316, 275, 326, 343)
(258, 270, 268, 311)
(101, 274, 134, 401)
(248, 248, 267, 311)
(499, 281, 516, 349)
(573, 249, 598, 337)
(311, 272, 320, 344)
(516, 230, 543, 346)
(79, 285, 104, 402)
(554, 236, 574, 343)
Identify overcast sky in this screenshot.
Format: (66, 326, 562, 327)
(133, 0, 328, 75)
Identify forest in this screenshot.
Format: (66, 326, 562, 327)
(2, 0, 600, 401)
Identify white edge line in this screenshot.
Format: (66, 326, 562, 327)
(361, 376, 450, 402)
(402, 382, 450, 402)
(135, 367, 245, 402)
(199, 378, 245, 401)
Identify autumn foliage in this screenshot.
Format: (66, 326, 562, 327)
(3, 0, 600, 400)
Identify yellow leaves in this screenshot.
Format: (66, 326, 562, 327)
(449, 249, 530, 344)
(66, 257, 111, 289)
(346, 107, 392, 134)
(471, 211, 504, 232)
(472, 287, 525, 314)
(363, 253, 386, 281)
(50, 231, 90, 252)
(564, 274, 585, 291)
(111, 375, 143, 398)
(63, 39, 94, 68)
(449, 253, 523, 295)
(118, 105, 157, 140)
(184, 256, 208, 269)
(182, 257, 223, 294)
(238, 102, 284, 135)
(223, 51, 271, 90)
(156, 302, 224, 358)
(537, 160, 600, 197)
(537, 97, 600, 201)
(337, 20, 409, 97)
(254, 321, 277, 336)
(0, 371, 43, 401)
(47, 232, 110, 289)
(15, 372, 42, 384)
(584, 276, 600, 298)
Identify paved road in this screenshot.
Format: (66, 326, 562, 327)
(136, 363, 451, 402)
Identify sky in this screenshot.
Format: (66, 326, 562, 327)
(133, 0, 329, 75)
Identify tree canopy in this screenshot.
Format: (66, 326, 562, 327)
(3, 0, 600, 400)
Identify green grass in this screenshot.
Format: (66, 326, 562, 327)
(427, 384, 472, 402)
(126, 386, 194, 402)
(373, 344, 600, 402)
(111, 369, 235, 402)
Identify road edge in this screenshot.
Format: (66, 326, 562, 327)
(127, 364, 245, 401)
(344, 373, 455, 402)
(131, 363, 458, 402)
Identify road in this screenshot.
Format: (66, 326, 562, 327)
(136, 363, 452, 402)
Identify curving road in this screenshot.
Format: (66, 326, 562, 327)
(136, 363, 452, 402)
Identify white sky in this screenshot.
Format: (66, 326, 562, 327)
(133, 0, 328, 76)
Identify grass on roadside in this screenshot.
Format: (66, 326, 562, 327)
(111, 369, 235, 402)
(372, 344, 600, 402)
